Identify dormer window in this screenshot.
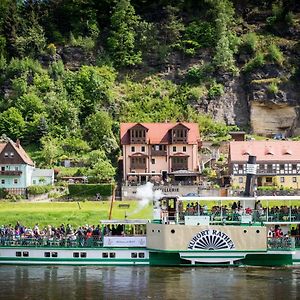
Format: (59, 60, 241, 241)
(265, 147, 274, 155)
(283, 149, 292, 155)
(171, 124, 188, 144)
(4, 153, 8, 158)
(10, 152, 14, 157)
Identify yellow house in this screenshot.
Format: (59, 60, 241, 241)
(229, 141, 300, 190)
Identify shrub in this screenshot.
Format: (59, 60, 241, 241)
(47, 43, 57, 56)
(186, 64, 214, 84)
(68, 183, 115, 198)
(27, 185, 52, 195)
(0, 188, 8, 199)
(243, 52, 265, 72)
(208, 82, 224, 99)
(242, 32, 258, 54)
(268, 82, 279, 94)
(267, 44, 284, 66)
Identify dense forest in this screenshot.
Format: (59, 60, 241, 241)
(0, 0, 299, 181)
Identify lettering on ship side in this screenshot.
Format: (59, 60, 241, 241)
(188, 229, 235, 250)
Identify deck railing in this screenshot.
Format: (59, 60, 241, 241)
(0, 236, 103, 248)
(267, 237, 295, 250)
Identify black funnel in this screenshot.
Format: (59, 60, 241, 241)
(244, 155, 257, 197)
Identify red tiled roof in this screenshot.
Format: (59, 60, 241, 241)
(230, 141, 300, 162)
(120, 122, 200, 145)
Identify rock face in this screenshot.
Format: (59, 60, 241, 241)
(250, 102, 297, 136)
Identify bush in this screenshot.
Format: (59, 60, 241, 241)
(208, 82, 224, 99)
(27, 185, 52, 195)
(243, 52, 265, 72)
(242, 32, 258, 54)
(68, 184, 114, 198)
(268, 82, 279, 94)
(0, 188, 8, 199)
(186, 64, 214, 84)
(267, 44, 284, 66)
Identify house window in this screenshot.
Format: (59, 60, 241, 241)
(173, 146, 176, 152)
(131, 146, 135, 152)
(13, 179, 18, 184)
(266, 177, 272, 183)
(151, 159, 155, 164)
(280, 177, 285, 183)
(239, 177, 243, 183)
(4, 153, 8, 157)
(141, 146, 145, 152)
(1, 179, 5, 184)
(10, 152, 14, 157)
(293, 177, 297, 183)
(15, 166, 18, 171)
(183, 146, 186, 152)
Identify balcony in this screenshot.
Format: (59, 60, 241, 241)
(151, 150, 167, 156)
(0, 170, 22, 176)
(257, 169, 276, 175)
(171, 164, 188, 172)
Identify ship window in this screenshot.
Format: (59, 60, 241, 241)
(102, 252, 108, 258)
(243, 230, 247, 233)
(23, 251, 29, 257)
(109, 252, 116, 258)
(16, 251, 21, 257)
(171, 229, 175, 234)
(51, 252, 58, 257)
(73, 252, 79, 258)
(44, 252, 50, 257)
(131, 252, 137, 258)
(80, 252, 87, 258)
(158, 230, 160, 233)
(256, 230, 260, 234)
(138, 253, 145, 258)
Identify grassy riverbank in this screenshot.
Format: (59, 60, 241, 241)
(0, 201, 152, 228)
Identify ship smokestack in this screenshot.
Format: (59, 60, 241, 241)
(244, 155, 257, 197)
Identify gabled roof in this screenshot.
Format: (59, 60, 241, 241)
(230, 141, 300, 162)
(120, 122, 200, 145)
(0, 139, 34, 166)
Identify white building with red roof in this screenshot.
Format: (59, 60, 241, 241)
(0, 137, 54, 195)
(229, 141, 300, 189)
(120, 122, 201, 184)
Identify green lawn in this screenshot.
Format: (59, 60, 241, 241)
(0, 201, 152, 228)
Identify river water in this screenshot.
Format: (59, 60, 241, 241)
(0, 266, 299, 300)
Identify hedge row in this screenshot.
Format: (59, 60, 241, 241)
(68, 184, 114, 197)
(27, 185, 53, 195)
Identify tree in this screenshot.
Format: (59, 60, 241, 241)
(107, 0, 142, 67)
(212, 0, 238, 73)
(40, 136, 61, 166)
(0, 107, 26, 140)
(87, 159, 116, 182)
(84, 110, 118, 153)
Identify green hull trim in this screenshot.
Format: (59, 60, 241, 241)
(149, 251, 293, 267)
(243, 253, 293, 266)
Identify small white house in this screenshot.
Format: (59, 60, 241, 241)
(31, 168, 54, 186)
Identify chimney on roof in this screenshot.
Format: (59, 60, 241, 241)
(16, 139, 20, 148)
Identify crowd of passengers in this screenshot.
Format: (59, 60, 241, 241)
(0, 222, 129, 246)
(176, 200, 300, 221)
